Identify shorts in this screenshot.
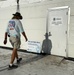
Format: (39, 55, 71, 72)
(9, 36, 21, 49)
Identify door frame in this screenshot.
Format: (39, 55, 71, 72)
(46, 6, 70, 57)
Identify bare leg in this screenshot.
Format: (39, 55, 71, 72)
(10, 48, 17, 64)
(15, 51, 18, 59)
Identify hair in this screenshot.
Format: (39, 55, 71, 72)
(12, 15, 20, 19)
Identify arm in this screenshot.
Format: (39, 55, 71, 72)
(4, 32, 8, 44)
(22, 32, 28, 41)
(18, 20, 28, 41)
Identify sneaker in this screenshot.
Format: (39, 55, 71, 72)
(9, 64, 18, 69)
(17, 58, 22, 64)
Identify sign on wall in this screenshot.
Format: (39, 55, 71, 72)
(52, 17, 62, 26)
(27, 41, 41, 53)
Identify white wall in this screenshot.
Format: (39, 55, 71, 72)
(0, 6, 16, 48)
(0, 0, 74, 57)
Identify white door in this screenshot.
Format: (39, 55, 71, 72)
(48, 7, 69, 57)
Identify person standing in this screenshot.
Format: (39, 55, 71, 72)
(3, 12, 28, 69)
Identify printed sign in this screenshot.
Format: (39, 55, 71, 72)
(52, 17, 62, 26)
(27, 41, 41, 53)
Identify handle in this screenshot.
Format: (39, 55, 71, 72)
(49, 32, 52, 36)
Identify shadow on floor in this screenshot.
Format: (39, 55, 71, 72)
(18, 54, 48, 67)
(0, 54, 48, 72)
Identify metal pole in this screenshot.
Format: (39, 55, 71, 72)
(16, 0, 20, 12)
(46, 10, 49, 34)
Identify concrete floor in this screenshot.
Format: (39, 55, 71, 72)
(0, 48, 74, 75)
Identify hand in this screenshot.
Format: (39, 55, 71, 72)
(3, 39, 7, 44)
(25, 38, 28, 42)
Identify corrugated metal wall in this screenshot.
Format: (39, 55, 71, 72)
(0, 0, 74, 57)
